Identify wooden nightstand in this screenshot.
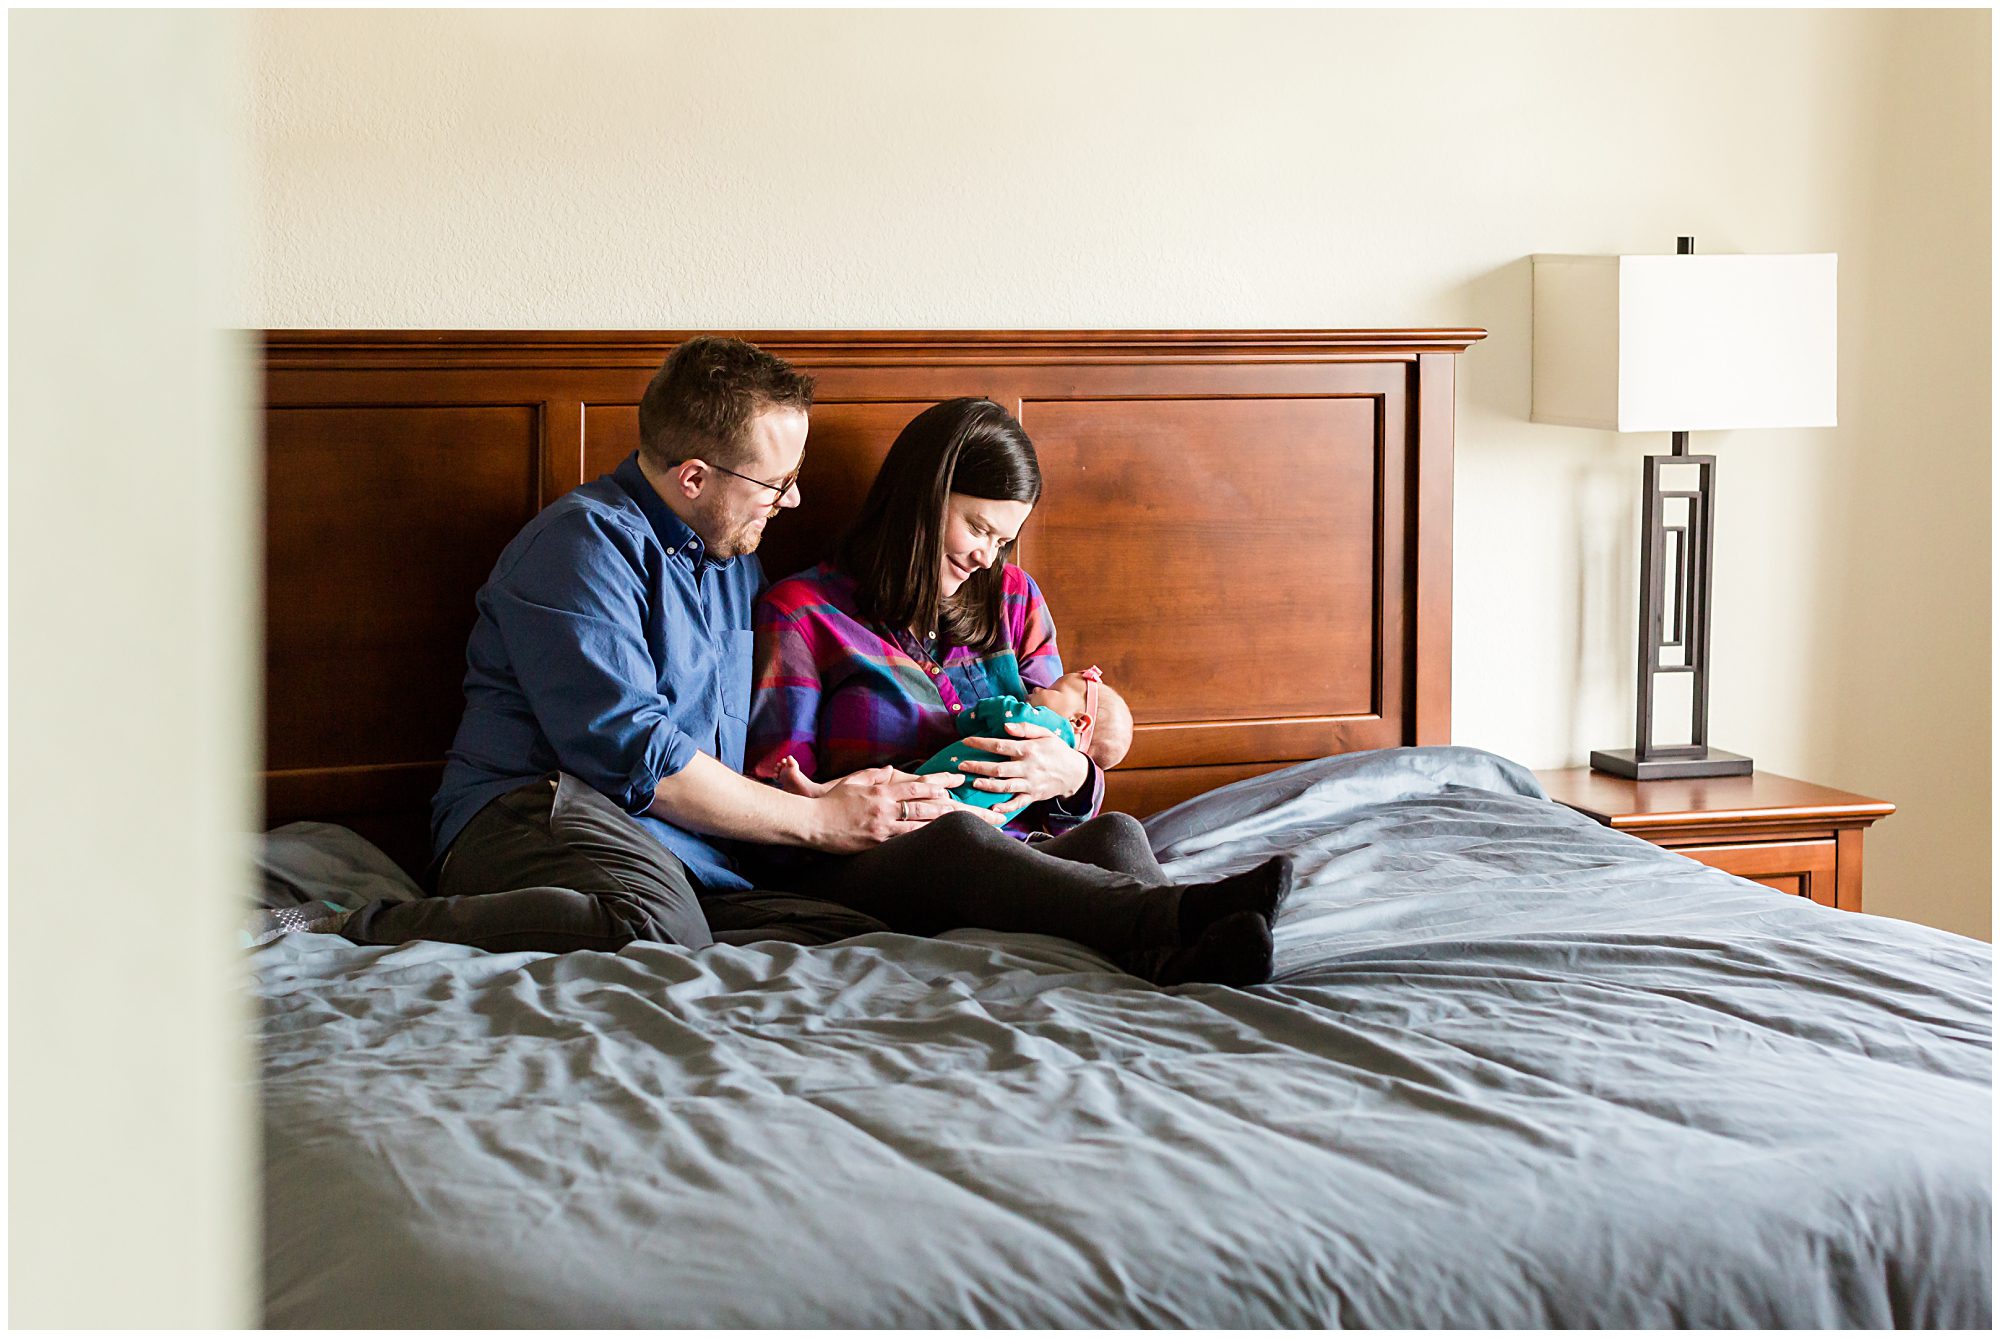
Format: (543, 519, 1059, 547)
(1533, 769, 1895, 911)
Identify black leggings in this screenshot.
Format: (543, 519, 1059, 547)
(800, 809, 1184, 962)
(342, 779, 1184, 964)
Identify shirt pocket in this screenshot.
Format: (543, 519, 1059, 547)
(951, 658, 998, 709)
(720, 629, 754, 720)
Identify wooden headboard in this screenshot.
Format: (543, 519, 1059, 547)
(264, 329, 1484, 872)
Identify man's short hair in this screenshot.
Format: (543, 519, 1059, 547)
(637, 336, 815, 471)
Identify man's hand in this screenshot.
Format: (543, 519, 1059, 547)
(953, 721, 1091, 815)
(647, 751, 1009, 856)
(807, 766, 1004, 854)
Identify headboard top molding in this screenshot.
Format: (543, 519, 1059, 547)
(265, 328, 1488, 370)
(263, 326, 1482, 872)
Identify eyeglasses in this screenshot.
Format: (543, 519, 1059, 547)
(702, 457, 804, 508)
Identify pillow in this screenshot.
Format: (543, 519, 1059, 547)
(1141, 744, 1547, 864)
(253, 821, 422, 911)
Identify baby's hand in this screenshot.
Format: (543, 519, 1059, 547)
(773, 755, 829, 798)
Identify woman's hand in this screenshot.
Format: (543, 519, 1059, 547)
(954, 721, 1091, 816)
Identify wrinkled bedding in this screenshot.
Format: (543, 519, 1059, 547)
(256, 747, 1991, 1327)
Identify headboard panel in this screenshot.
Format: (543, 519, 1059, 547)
(265, 329, 1482, 872)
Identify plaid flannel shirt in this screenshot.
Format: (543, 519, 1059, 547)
(748, 561, 1104, 838)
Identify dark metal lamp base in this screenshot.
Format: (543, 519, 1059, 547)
(1589, 747, 1754, 781)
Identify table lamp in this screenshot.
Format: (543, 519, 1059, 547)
(1532, 237, 1838, 779)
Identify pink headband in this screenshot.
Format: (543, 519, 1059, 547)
(1076, 666, 1102, 750)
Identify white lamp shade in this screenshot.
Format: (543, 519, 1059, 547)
(1531, 252, 1838, 432)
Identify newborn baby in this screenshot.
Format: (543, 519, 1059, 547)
(914, 667, 1134, 811)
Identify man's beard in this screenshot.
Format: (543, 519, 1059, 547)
(711, 514, 767, 559)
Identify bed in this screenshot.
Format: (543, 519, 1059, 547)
(256, 330, 1991, 1327)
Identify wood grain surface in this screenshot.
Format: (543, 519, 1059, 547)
(263, 329, 1482, 871)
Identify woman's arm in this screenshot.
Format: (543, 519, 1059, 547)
(955, 722, 1094, 810)
(956, 566, 1104, 829)
(741, 588, 989, 845)
(1011, 567, 1067, 694)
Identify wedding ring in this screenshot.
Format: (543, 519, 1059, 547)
(899, 800, 911, 821)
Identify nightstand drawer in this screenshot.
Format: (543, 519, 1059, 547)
(1670, 838, 1838, 905)
(1535, 769, 1891, 913)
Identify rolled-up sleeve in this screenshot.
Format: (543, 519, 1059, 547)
(485, 514, 697, 814)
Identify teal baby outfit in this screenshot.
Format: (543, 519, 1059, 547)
(915, 695, 1076, 809)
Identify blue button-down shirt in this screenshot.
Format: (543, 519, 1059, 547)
(432, 453, 762, 891)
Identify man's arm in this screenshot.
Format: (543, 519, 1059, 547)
(484, 514, 988, 854)
(647, 751, 989, 855)
(485, 514, 706, 813)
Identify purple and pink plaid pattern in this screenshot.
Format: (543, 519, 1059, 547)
(748, 562, 1096, 835)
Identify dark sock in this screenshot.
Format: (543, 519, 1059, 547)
(1177, 855, 1295, 937)
(1153, 911, 1275, 988)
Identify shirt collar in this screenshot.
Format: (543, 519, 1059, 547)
(612, 452, 733, 569)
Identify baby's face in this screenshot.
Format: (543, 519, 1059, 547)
(1027, 674, 1091, 728)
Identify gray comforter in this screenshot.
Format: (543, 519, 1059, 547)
(256, 747, 1991, 1327)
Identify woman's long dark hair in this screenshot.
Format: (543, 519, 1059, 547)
(836, 398, 1043, 654)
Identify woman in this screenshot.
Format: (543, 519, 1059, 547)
(746, 398, 1289, 986)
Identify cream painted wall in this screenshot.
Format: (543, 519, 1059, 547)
(249, 8, 1991, 938)
(11, 10, 257, 1327)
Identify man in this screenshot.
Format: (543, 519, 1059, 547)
(264, 335, 975, 953)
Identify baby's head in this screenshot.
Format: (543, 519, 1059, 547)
(1028, 667, 1133, 769)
